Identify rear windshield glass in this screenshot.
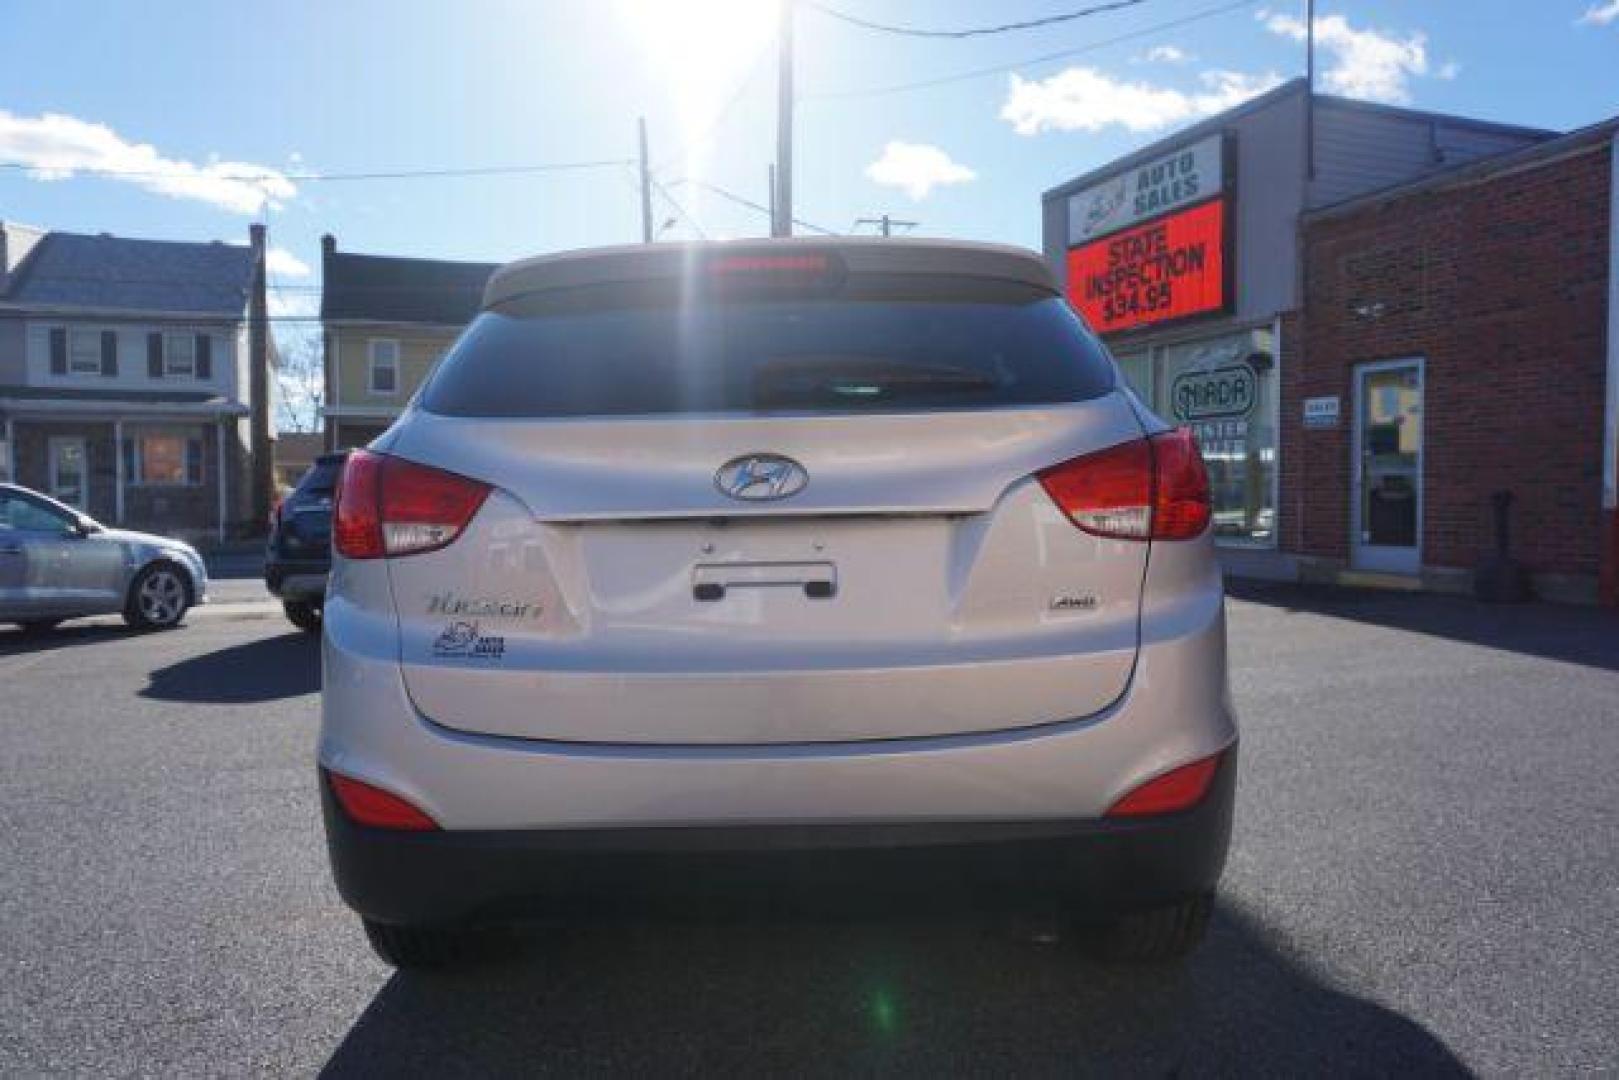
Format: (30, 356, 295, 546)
(421, 280, 1117, 418)
(298, 459, 344, 494)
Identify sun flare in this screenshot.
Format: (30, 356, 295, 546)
(620, 0, 781, 138)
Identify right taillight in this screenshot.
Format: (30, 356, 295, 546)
(1105, 751, 1224, 818)
(333, 449, 491, 560)
(1038, 427, 1211, 541)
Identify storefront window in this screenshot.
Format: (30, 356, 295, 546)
(1109, 327, 1277, 545)
(1113, 349, 1151, 402)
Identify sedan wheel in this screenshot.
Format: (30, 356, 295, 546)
(125, 564, 191, 630)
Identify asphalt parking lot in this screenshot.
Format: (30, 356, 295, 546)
(1, 581, 1616, 1076)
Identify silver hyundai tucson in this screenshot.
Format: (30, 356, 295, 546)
(319, 239, 1236, 969)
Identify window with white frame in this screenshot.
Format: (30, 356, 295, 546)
(164, 332, 197, 377)
(123, 427, 205, 487)
(369, 339, 400, 395)
(68, 328, 102, 375)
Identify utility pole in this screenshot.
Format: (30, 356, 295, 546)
(855, 214, 918, 238)
(773, 1, 795, 237)
(1304, 0, 1316, 180)
(638, 117, 654, 243)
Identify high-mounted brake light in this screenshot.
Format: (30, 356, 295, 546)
(325, 769, 439, 831)
(333, 449, 491, 560)
(707, 253, 830, 276)
(1105, 752, 1224, 818)
(1037, 427, 1211, 541)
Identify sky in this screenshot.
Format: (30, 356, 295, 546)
(2, 0, 1617, 357)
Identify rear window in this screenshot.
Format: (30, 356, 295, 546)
(297, 457, 344, 495)
(421, 278, 1118, 418)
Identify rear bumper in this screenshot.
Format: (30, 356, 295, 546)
(323, 749, 1236, 927)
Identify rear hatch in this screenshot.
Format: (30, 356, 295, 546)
(277, 457, 341, 557)
(382, 248, 1151, 745)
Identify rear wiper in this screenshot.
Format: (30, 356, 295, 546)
(756, 357, 999, 405)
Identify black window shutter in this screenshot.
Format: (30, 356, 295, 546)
(186, 438, 204, 485)
(100, 330, 118, 376)
(147, 332, 164, 378)
(195, 334, 212, 379)
(50, 328, 67, 374)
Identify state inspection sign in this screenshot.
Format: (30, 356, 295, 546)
(1066, 197, 1227, 335)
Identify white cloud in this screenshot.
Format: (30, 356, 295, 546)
(1436, 60, 1461, 80)
(1140, 45, 1193, 64)
(999, 67, 1283, 136)
(265, 247, 311, 278)
(1262, 12, 1431, 104)
(0, 109, 295, 214)
(1578, 0, 1619, 24)
(864, 141, 976, 200)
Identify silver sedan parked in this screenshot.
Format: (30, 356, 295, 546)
(0, 483, 208, 632)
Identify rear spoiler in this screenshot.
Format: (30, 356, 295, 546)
(483, 238, 1059, 310)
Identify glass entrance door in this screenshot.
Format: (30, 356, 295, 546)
(48, 437, 89, 511)
(1351, 360, 1423, 573)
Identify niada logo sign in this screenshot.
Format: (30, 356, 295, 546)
(1172, 363, 1257, 422)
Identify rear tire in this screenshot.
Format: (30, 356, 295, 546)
(123, 562, 191, 630)
(362, 918, 471, 970)
(1090, 893, 1213, 964)
(283, 600, 322, 633)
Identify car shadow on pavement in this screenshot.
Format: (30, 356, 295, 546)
(320, 904, 1468, 1076)
(1227, 579, 1619, 673)
(140, 631, 320, 703)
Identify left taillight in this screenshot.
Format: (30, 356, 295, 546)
(324, 769, 439, 831)
(333, 449, 491, 560)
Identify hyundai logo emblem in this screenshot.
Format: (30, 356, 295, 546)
(715, 454, 809, 501)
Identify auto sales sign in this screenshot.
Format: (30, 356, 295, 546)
(1065, 133, 1231, 335)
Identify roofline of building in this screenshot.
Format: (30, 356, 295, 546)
(0, 301, 249, 323)
(1309, 92, 1556, 141)
(1040, 78, 1561, 204)
(0, 397, 249, 417)
(40, 229, 250, 251)
(1305, 115, 1619, 224)
(321, 404, 403, 419)
(321, 316, 472, 331)
(1041, 78, 1310, 203)
(323, 245, 498, 268)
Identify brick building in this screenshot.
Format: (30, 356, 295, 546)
(1290, 119, 1618, 604)
(1042, 82, 1619, 605)
(1041, 79, 1552, 583)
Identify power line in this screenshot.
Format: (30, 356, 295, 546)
(649, 176, 709, 240)
(804, 0, 1147, 39)
(671, 178, 839, 237)
(802, 0, 1261, 102)
(0, 157, 633, 183)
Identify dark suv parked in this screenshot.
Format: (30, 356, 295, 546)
(265, 452, 345, 631)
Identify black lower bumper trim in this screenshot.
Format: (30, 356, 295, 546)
(264, 558, 329, 597)
(322, 749, 1236, 927)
